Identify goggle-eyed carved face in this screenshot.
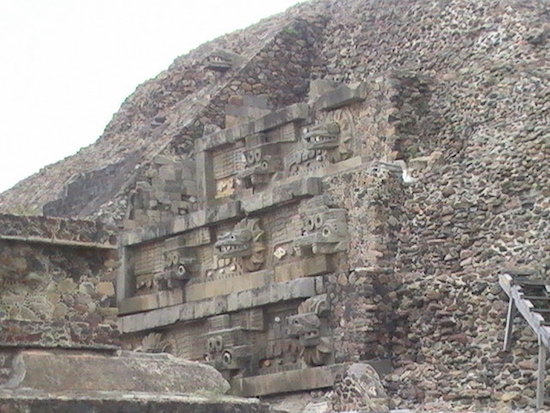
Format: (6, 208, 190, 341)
(301, 209, 347, 234)
(163, 249, 194, 281)
(206, 335, 224, 355)
(318, 220, 348, 244)
(243, 148, 281, 173)
(238, 147, 281, 188)
(205, 342, 250, 371)
(218, 348, 249, 371)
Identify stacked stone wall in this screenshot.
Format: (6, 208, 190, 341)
(0, 215, 119, 332)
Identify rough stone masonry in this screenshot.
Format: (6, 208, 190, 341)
(0, 0, 548, 411)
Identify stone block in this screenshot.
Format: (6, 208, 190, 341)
(197, 103, 309, 152)
(230, 361, 392, 397)
(274, 256, 331, 282)
(0, 319, 119, 350)
(315, 83, 368, 111)
(118, 290, 184, 315)
(0, 350, 229, 394)
(231, 364, 346, 397)
(0, 390, 273, 413)
(118, 277, 322, 333)
(184, 270, 272, 302)
(242, 177, 322, 213)
(96, 282, 115, 297)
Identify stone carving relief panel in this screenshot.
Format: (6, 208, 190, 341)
(237, 142, 283, 191)
(285, 109, 355, 177)
(294, 195, 349, 256)
(163, 299, 332, 379)
(286, 294, 332, 366)
(212, 146, 245, 199)
(214, 217, 266, 272)
(120, 95, 366, 393)
(130, 229, 209, 295)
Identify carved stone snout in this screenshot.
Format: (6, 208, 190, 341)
(214, 218, 265, 272)
(294, 209, 348, 255)
(287, 312, 322, 347)
(215, 229, 253, 259)
(204, 334, 250, 372)
(238, 145, 282, 189)
(204, 50, 239, 71)
(303, 121, 341, 150)
(159, 249, 195, 290)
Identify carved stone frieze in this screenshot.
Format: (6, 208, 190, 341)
(287, 112, 355, 175)
(158, 247, 196, 290)
(118, 97, 363, 396)
(135, 332, 171, 353)
(237, 143, 282, 190)
(202, 327, 252, 376)
(204, 50, 240, 71)
(303, 121, 341, 151)
(287, 294, 332, 366)
(294, 196, 349, 256)
(214, 217, 266, 272)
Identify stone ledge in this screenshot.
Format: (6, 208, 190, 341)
(0, 320, 120, 350)
(0, 214, 116, 247)
(241, 177, 322, 213)
(122, 175, 323, 246)
(0, 390, 271, 413)
(230, 360, 392, 397)
(315, 83, 368, 111)
(0, 349, 229, 394)
(123, 201, 242, 246)
(118, 276, 325, 333)
(119, 290, 184, 315)
(197, 103, 309, 152)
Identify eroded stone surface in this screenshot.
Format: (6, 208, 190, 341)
(0, 350, 229, 394)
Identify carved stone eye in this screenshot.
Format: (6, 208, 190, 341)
(222, 351, 232, 365)
(215, 336, 223, 351)
(246, 152, 255, 165)
(304, 218, 315, 232)
(254, 149, 262, 163)
(177, 265, 186, 276)
(170, 252, 178, 266)
(261, 160, 269, 169)
(322, 227, 331, 237)
(315, 214, 324, 228)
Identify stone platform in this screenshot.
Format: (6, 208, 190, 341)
(0, 349, 228, 394)
(0, 390, 273, 413)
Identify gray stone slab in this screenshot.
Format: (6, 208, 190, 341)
(0, 349, 229, 394)
(0, 390, 272, 413)
(315, 83, 368, 111)
(241, 177, 322, 213)
(118, 277, 323, 333)
(122, 201, 242, 246)
(197, 103, 309, 152)
(118, 290, 184, 315)
(230, 360, 392, 397)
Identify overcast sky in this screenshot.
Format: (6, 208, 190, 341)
(0, 0, 303, 193)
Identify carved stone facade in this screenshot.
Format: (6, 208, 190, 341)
(117, 82, 394, 396)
